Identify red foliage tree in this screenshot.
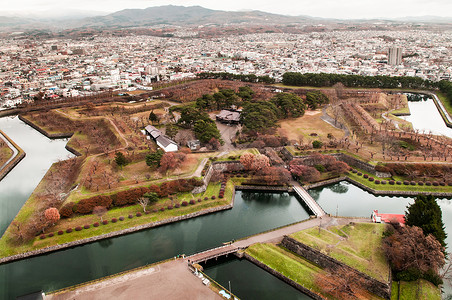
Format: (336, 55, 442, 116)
(290, 164, 321, 183)
(326, 161, 349, 175)
(44, 208, 60, 225)
(262, 166, 291, 185)
(240, 152, 255, 170)
(384, 226, 445, 276)
(209, 137, 221, 150)
(159, 152, 187, 173)
(251, 154, 270, 173)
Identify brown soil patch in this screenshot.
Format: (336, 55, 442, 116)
(278, 111, 345, 142)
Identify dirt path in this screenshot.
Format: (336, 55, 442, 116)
(47, 259, 223, 300)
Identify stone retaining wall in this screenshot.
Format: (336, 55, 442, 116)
(281, 236, 391, 300)
(281, 149, 378, 175)
(0, 152, 25, 182)
(243, 253, 326, 300)
(65, 145, 82, 157)
(235, 185, 290, 192)
(0, 129, 26, 182)
(18, 115, 73, 139)
(0, 203, 233, 265)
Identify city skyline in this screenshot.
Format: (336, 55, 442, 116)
(2, 0, 452, 20)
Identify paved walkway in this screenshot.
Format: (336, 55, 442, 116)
(46, 259, 223, 300)
(188, 216, 371, 263)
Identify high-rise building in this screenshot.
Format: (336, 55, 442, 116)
(388, 47, 403, 66)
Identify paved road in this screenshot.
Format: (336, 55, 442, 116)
(47, 259, 223, 300)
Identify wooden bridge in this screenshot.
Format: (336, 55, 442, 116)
(188, 244, 242, 264)
(292, 182, 326, 217)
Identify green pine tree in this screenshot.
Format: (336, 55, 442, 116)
(405, 195, 447, 249)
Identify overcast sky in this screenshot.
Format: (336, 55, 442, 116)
(3, 0, 452, 19)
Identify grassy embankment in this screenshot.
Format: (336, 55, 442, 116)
(0, 140, 13, 166)
(246, 223, 389, 299)
(0, 175, 242, 258)
(291, 223, 389, 281)
(347, 169, 452, 193)
(391, 280, 441, 300)
(247, 223, 440, 299)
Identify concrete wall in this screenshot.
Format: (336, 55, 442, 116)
(281, 236, 391, 300)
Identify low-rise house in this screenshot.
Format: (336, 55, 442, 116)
(144, 125, 178, 152)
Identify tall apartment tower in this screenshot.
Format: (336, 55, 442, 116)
(388, 47, 403, 66)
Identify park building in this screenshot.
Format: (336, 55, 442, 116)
(144, 125, 179, 152)
(215, 109, 241, 124)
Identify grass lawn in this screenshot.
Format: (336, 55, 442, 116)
(347, 170, 452, 193)
(391, 280, 440, 300)
(277, 111, 345, 143)
(246, 243, 382, 300)
(290, 223, 390, 282)
(436, 92, 452, 116)
(246, 243, 325, 295)
(0, 143, 13, 166)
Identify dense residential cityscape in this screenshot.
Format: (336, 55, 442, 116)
(2, 29, 452, 108)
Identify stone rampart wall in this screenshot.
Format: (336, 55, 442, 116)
(281, 236, 391, 300)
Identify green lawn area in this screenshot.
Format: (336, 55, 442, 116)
(246, 243, 326, 296)
(290, 223, 390, 282)
(0, 178, 236, 259)
(347, 170, 452, 193)
(391, 280, 440, 300)
(436, 92, 452, 116)
(0, 143, 13, 165)
(246, 243, 382, 300)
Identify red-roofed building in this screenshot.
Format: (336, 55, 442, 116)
(371, 210, 405, 225)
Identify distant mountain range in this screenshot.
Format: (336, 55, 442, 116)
(1, 5, 451, 32)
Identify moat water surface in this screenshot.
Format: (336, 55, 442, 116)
(401, 96, 452, 138)
(0, 117, 310, 300)
(1, 116, 452, 299)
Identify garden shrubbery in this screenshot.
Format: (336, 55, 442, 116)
(72, 178, 204, 216)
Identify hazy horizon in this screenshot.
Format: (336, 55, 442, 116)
(1, 1, 452, 20)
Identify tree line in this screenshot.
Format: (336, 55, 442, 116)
(197, 72, 275, 84)
(282, 72, 452, 107)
